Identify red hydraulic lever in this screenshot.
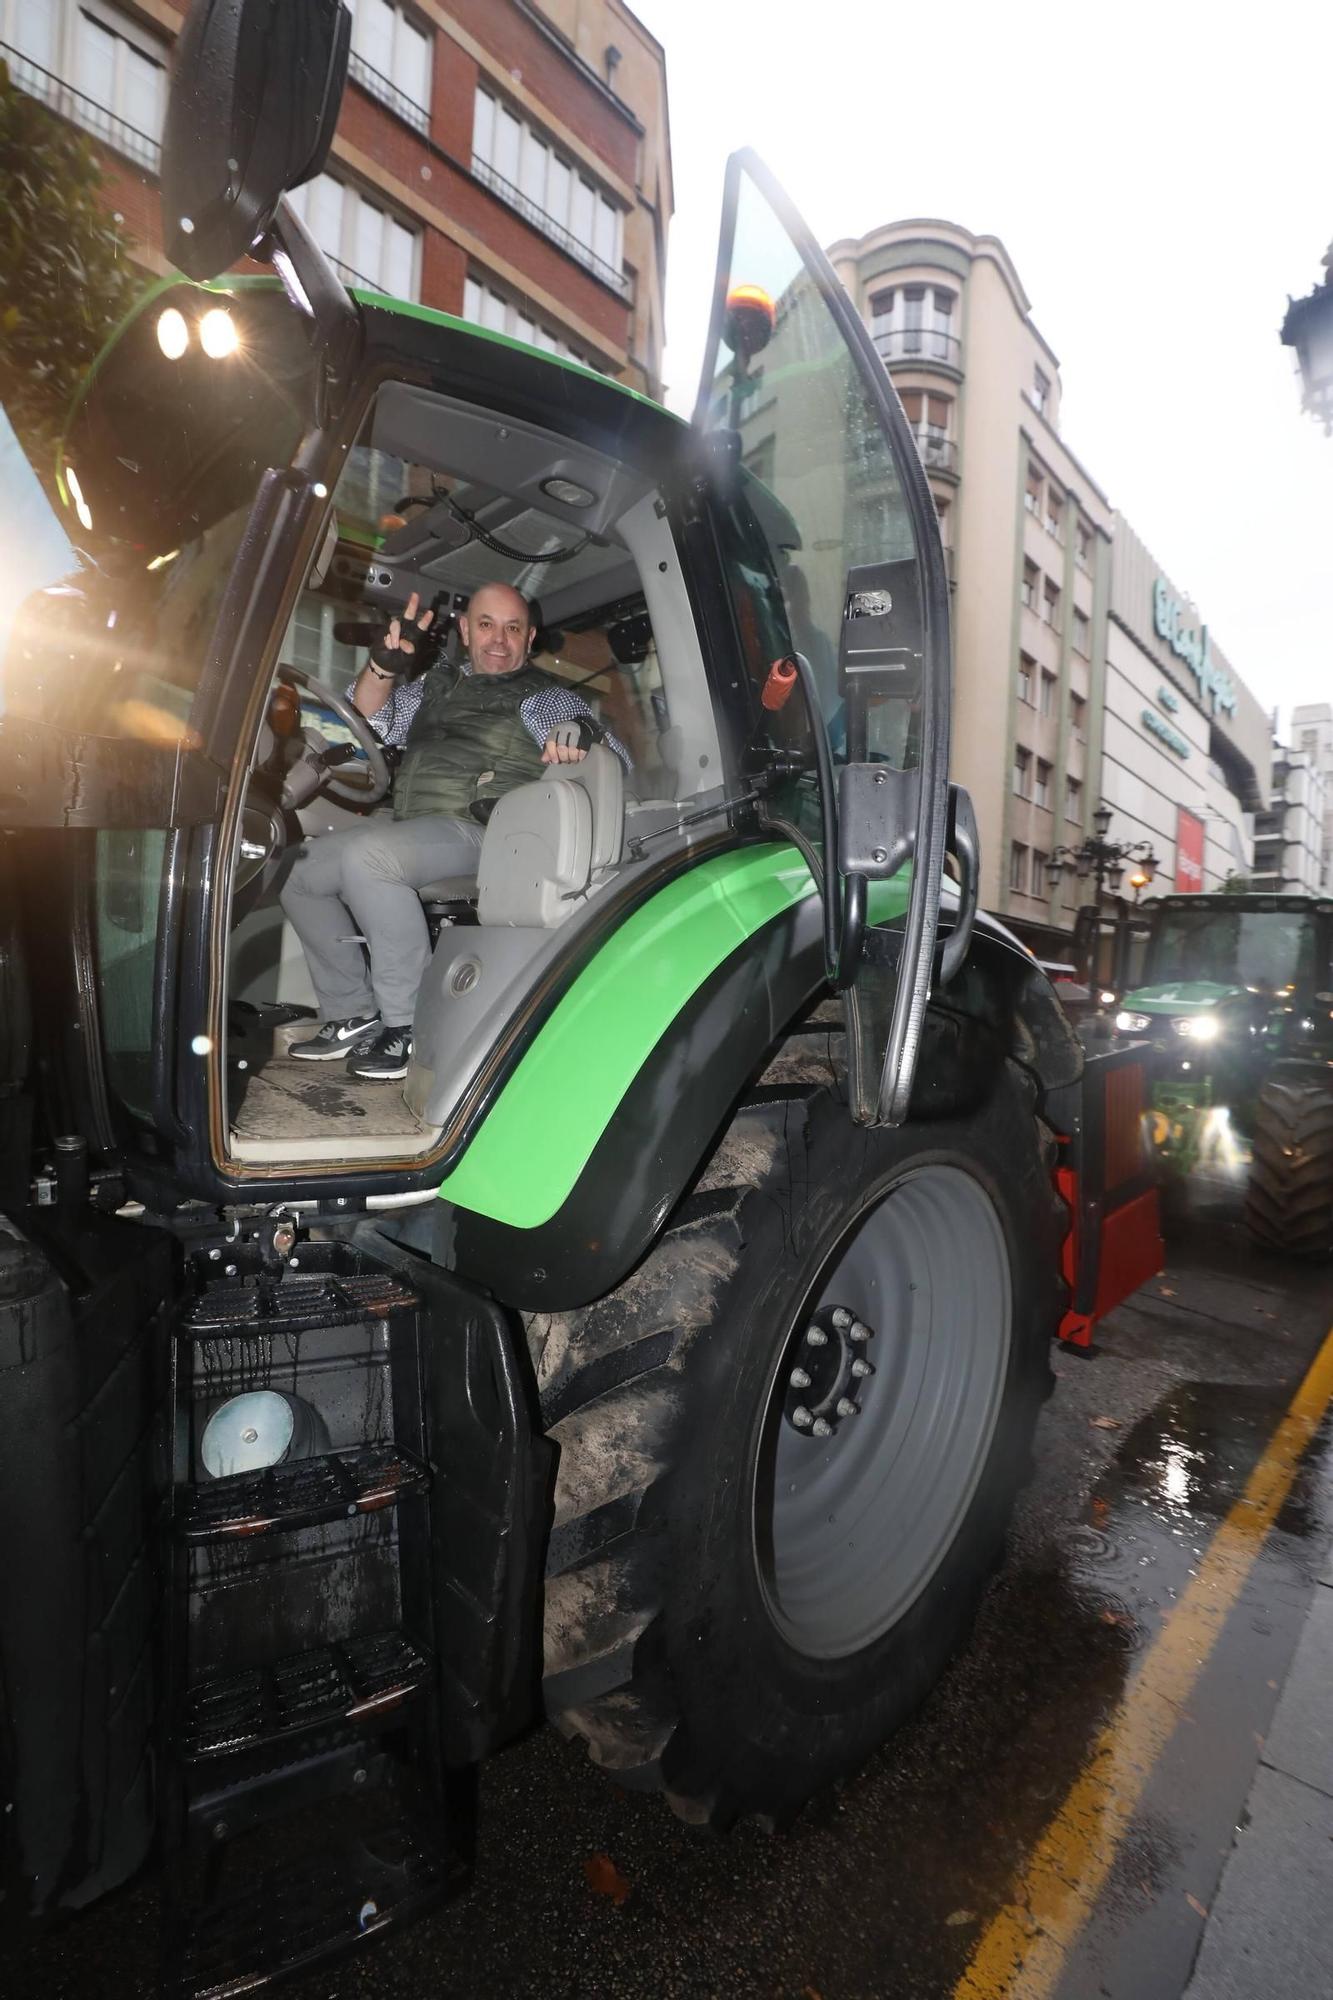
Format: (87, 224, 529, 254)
(762, 657, 798, 711)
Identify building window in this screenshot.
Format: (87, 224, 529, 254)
(286, 173, 420, 299)
(1017, 653, 1034, 704)
(1042, 578, 1060, 627)
(1010, 842, 1028, 892)
(1032, 366, 1050, 418)
(1070, 689, 1086, 736)
(1025, 463, 1042, 514)
(463, 273, 594, 367)
(898, 388, 955, 471)
(1072, 608, 1091, 657)
(1034, 759, 1051, 810)
(3, 0, 168, 170)
(1044, 483, 1063, 539)
(345, 0, 431, 131)
(869, 284, 957, 361)
(1065, 775, 1082, 821)
(473, 88, 627, 298)
(1031, 850, 1048, 895)
(1040, 669, 1056, 717)
(1013, 746, 1031, 798)
(1076, 520, 1093, 571)
(1022, 559, 1038, 610)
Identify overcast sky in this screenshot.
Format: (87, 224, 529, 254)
(632, 0, 1332, 738)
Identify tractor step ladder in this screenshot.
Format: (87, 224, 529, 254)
(160, 1243, 468, 1998)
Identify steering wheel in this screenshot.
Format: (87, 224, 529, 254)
(277, 664, 393, 807)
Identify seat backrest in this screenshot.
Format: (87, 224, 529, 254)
(475, 744, 624, 929)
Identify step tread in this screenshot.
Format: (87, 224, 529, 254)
(180, 1442, 428, 1543)
(182, 1629, 431, 1763)
(184, 1271, 419, 1336)
(166, 1795, 460, 1998)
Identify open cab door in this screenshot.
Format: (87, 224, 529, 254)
(693, 152, 976, 1123)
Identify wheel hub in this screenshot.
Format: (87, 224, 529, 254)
(784, 1303, 874, 1439)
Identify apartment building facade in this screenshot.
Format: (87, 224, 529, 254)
(828, 217, 1271, 951)
(1, 0, 670, 395)
(1291, 702, 1333, 888)
(1253, 743, 1328, 894)
(828, 220, 1114, 952)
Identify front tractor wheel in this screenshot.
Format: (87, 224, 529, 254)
(535, 1036, 1060, 1826)
(1245, 1072, 1333, 1257)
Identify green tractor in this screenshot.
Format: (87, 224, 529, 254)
(1113, 892, 1333, 1250)
(0, 4, 1160, 1989)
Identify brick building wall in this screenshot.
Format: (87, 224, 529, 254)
(8, 0, 668, 391)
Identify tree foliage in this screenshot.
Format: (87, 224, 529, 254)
(0, 60, 142, 493)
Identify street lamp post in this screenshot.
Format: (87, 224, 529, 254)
(1045, 804, 1160, 906)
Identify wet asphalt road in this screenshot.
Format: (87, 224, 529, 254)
(11, 1167, 1333, 2000)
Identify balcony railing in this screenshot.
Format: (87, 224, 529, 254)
(874, 327, 962, 368)
(348, 49, 429, 136)
(472, 154, 631, 301)
(2, 40, 160, 172)
(912, 428, 959, 476)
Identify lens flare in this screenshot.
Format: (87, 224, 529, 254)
(64, 465, 93, 531)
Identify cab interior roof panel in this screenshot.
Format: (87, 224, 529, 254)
(370, 385, 656, 543)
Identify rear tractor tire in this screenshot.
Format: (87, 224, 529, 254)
(533, 1025, 1062, 1827)
(1245, 1073, 1333, 1258)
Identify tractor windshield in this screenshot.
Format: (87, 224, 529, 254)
(1146, 906, 1316, 992)
(1, 283, 314, 746)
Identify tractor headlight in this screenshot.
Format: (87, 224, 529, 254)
(1115, 1010, 1151, 1032)
(1175, 1014, 1218, 1042)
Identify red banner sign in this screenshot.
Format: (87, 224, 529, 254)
(1175, 806, 1205, 892)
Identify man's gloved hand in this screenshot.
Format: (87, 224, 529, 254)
(370, 590, 434, 676)
(542, 717, 598, 764)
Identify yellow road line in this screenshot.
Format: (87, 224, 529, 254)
(954, 1321, 1333, 2000)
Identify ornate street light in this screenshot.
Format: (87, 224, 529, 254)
(1281, 246, 1333, 434)
(1045, 805, 1159, 905)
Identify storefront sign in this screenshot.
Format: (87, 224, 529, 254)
(1142, 707, 1190, 758)
(1176, 805, 1205, 891)
(1152, 579, 1238, 718)
(1158, 685, 1179, 713)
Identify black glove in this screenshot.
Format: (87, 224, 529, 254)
(370, 591, 435, 676)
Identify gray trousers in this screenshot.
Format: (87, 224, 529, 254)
(280, 813, 485, 1026)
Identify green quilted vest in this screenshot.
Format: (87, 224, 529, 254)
(392, 662, 560, 822)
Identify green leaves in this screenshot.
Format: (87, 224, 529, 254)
(0, 60, 142, 496)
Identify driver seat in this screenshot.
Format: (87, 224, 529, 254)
(417, 746, 624, 936)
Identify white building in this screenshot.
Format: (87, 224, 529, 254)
(1253, 744, 1328, 893)
(1098, 519, 1269, 900)
(1291, 702, 1333, 888)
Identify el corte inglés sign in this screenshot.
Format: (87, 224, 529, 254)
(1152, 579, 1238, 718)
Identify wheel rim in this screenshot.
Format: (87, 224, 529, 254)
(753, 1163, 1012, 1660)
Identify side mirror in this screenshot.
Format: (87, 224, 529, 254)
(162, 0, 351, 281)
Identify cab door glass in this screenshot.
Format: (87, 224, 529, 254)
(699, 172, 922, 774)
(95, 827, 166, 1119)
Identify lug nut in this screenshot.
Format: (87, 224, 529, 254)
(831, 1307, 853, 1330)
(806, 1326, 828, 1347)
(792, 1406, 814, 1429)
(851, 1357, 873, 1379)
(850, 1320, 872, 1343)
(812, 1417, 833, 1438)
(836, 1397, 859, 1418)
(790, 1366, 812, 1390)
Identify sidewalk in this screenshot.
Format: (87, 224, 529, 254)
(1183, 1450, 1333, 2000)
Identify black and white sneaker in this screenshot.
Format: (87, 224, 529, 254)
(348, 1024, 413, 1081)
(288, 1013, 380, 1061)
